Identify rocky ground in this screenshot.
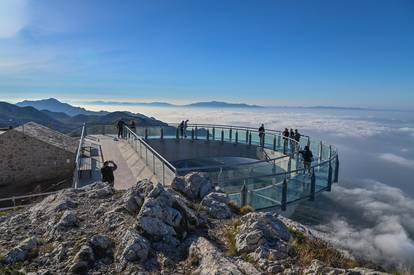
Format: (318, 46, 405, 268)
(0, 173, 390, 275)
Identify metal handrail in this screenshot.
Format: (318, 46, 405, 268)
(0, 190, 59, 203)
(176, 155, 289, 173)
(124, 126, 177, 173)
(73, 123, 86, 189)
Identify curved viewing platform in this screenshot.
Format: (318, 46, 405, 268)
(121, 123, 339, 211)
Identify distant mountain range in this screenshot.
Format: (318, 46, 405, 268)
(84, 100, 263, 108)
(16, 98, 109, 116)
(1, 100, 166, 135)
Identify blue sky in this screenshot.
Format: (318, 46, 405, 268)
(0, 0, 413, 108)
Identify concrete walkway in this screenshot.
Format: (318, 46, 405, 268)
(98, 135, 138, 190)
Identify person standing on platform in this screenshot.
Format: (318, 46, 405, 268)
(117, 119, 125, 138)
(258, 124, 265, 147)
(101, 160, 118, 186)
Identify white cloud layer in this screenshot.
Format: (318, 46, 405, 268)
(85, 105, 397, 138)
(317, 180, 414, 271)
(379, 153, 414, 170)
(0, 0, 28, 38)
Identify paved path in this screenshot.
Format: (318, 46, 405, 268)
(99, 135, 139, 190)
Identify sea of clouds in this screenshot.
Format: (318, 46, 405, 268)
(319, 180, 414, 271)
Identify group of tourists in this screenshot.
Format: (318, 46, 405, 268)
(258, 124, 313, 174)
(179, 120, 189, 138)
(282, 128, 301, 143)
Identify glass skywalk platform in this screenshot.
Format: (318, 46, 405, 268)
(117, 123, 339, 211)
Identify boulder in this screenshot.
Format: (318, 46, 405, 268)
(172, 172, 213, 200)
(122, 188, 144, 214)
(200, 192, 232, 219)
(236, 212, 291, 260)
(120, 229, 150, 262)
(89, 234, 114, 259)
(55, 210, 79, 230)
(4, 237, 38, 263)
(136, 183, 183, 245)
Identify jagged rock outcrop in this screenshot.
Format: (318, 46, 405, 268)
(172, 172, 214, 200)
(0, 178, 390, 275)
(200, 192, 232, 219)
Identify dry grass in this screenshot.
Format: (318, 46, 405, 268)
(288, 227, 360, 269)
(223, 218, 241, 257)
(239, 205, 254, 215)
(227, 201, 240, 214)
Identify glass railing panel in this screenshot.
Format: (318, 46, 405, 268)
(287, 172, 312, 203)
(314, 160, 330, 192)
(250, 184, 282, 209)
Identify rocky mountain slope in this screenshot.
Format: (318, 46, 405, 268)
(0, 175, 388, 275)
(0, 101, 166, 134)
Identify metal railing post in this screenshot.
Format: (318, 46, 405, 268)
(153, 154, 155, 173)
(241, 183, 248, 207)
(318, 141, 323, 162)
(195, 126, 198, 139)
(327, 160, 332, 192)
(235, 131, 238, 144)
(162, 162, 165, 186)
(281, 177, 287, 211)
(206, 129, 210, 141)
(307, 136, 310, 147)
(145, 147, 148, 165)
(160, 128, 164, 140)
(221, 129, 224, 142)
(273, 136, 276, 151)
(309, 168, 315, 201)
(212, 127, 215, 140)
(229, 128, 232, 141)
(249, 132, 252, 145)
(334, 155, 339, 183)
(191, 128, 194, 140)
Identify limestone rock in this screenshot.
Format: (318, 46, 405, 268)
(200, 192, 232, 219)
(172, 172, 213, 200)
(189, 237, 260, 275)
(120, 229, 150, 262)
(55, 210, 79, 230)
(4, 237, 38, 263)
(89, 234, 114, 259)
(136, 183, 183, 245)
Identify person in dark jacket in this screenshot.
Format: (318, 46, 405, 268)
(117, 120, 125, 138)
(179, 120, 185, 138)
(282, 128, 289, 150)
(299, 146, 313, 174)
(294, 129, 301, 142)
(258, 124, 265, 147)
(101, 160, 118, 186)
